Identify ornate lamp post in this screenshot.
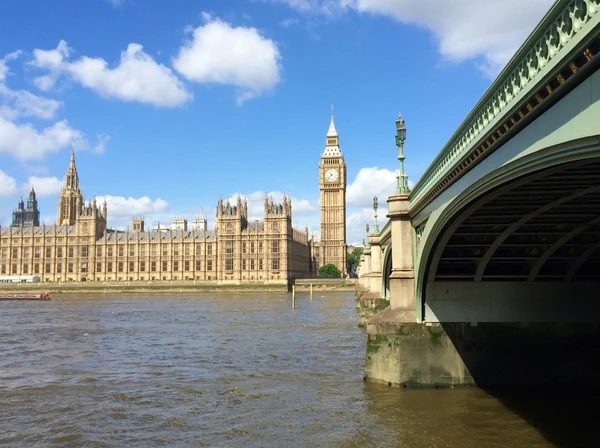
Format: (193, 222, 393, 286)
(365, 224, 370, 247)
(373, 196, 379, 233)
(395, 114, 409, 194)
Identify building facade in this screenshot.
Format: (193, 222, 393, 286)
(313, 108, 347, 274)
(0, 150, 311, 284)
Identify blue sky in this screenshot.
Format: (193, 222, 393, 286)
(0, 0, 553, 244)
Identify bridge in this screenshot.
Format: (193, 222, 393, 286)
(359, 0, 600, 389)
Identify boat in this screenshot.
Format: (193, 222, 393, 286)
(0, 292, 51, 301)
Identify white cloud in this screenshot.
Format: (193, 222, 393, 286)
(0, 50, 62, 120)
(346, 207, 379, 246)
(271, 0, 554, 76)
(0, 116, 84, 161)
(280, 18, 300, 28)
(347, 167, 398, 207)
(0, 84, 62, 120)
(0, 50, 22, 82)
(21, 176, 63, 197)
(0, 170, 18, 197)
(97, 195, 169, 218)
(31, 40, 192, 107)
(0, 50, 89, 161)
(269, 0, 343, 15)
(173, 14, 282, 103)
(93, 133, 110, 154)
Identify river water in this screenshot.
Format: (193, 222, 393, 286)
(0, 292, 594, 447)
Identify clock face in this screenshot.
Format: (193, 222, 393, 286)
(325, 168, 339, 183)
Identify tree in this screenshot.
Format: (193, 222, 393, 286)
(346, 247, 363, 274)
(318, 263, 342, 278)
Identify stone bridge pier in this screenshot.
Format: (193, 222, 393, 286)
(356, 233, 390, 326)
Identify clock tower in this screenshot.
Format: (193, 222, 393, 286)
(319, 107, 347, 274)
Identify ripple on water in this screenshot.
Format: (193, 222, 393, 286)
(0, 293, 570, 448)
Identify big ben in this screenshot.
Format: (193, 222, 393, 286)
(319, 107, 347, 274)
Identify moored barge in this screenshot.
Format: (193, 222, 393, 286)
(0, 292, 51, 301)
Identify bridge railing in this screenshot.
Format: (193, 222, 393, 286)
(409, 0, 600, 211)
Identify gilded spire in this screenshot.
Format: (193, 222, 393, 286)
(322, 106, 342, 157)
(326, 104, 337, 137)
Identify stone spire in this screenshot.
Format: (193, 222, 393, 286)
(56, 145, 84, 225)
(217, 195, 224, 217)
(66, 145, 79, 189)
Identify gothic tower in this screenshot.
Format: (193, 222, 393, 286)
(11, 187, 40, 227)
(56, 145, 84, 226)
(319, 107, 347, 274)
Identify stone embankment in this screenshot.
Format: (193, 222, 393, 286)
(0, 278, 357, 295)
(294, 278, 357, 292)
(0, 281, 289, 295)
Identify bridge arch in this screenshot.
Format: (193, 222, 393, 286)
(381, 245, 392, 299)
(416, 138, 600, 322)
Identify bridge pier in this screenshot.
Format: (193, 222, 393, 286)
(356, 236, 389, 326)
(386, 193, 416, 318)
(364, 234, 382, 296)
(365, 320, 600, 388)
(357, 247, 371, 291)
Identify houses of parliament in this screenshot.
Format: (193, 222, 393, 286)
(0, 112, 347, 283)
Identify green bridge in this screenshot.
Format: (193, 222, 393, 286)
(358, 0, 600, 388)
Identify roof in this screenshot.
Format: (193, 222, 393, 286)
(97, 229, 216, 242)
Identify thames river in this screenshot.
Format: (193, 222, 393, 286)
(0, 292, 595, 447)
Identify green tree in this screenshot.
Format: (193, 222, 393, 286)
(318, 264, 342, 278)
(346, 247, 363, 274)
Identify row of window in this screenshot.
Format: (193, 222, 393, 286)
(1, 241, 284, 258)
(1, 260, 213, 275)
(0, 258, 281, 274)
(0, 244, 218, 258)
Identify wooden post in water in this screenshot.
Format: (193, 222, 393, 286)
(310, 283, 313, 301)
(292, 284, 296, 310)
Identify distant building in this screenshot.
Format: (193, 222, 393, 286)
(1, 110, 349, 282)
(11, 188, 40, 228)
(0, 148, 311, 284)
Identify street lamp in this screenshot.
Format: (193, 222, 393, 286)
(373, 196, 379, 234)
(395, 113, 409, 194)
(365, 224, 370, 248)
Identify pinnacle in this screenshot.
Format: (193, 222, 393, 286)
(326, 105, 338, 137)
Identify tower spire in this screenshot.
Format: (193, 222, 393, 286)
(56, 145, 84, 225)
(322, 105, 342, 157)
(327, 104, 338, 138)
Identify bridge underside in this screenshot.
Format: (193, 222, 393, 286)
(425, 157, 600, 322)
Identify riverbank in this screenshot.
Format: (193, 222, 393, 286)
(0, 278, 357, 295)
(294, 278, 357, 292)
